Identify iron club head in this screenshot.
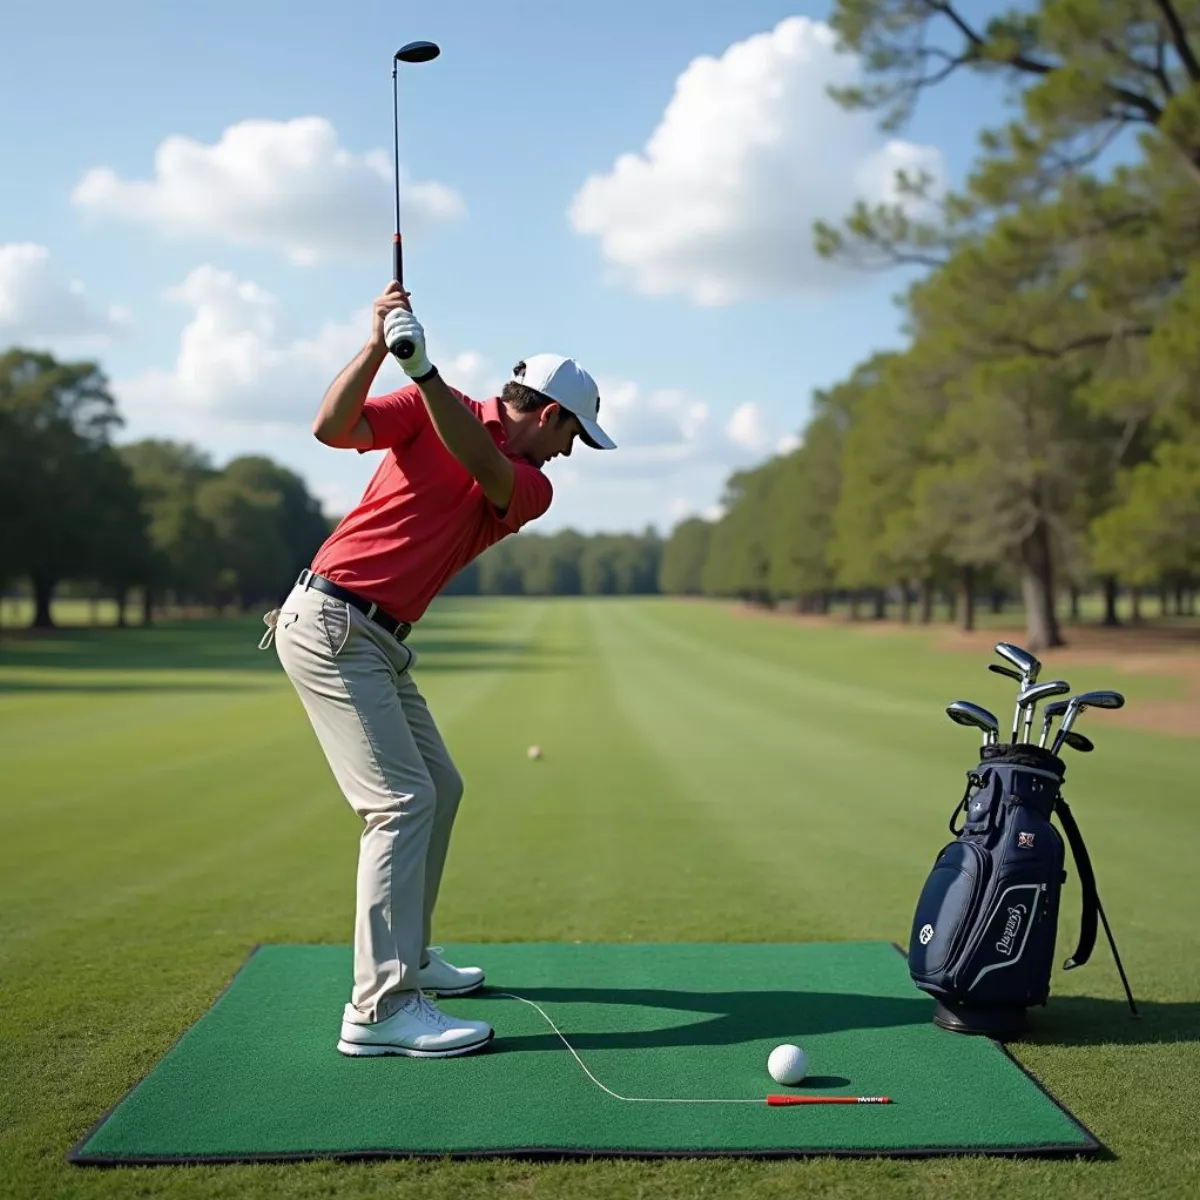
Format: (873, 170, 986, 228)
(1017, 679, 1071, 745)
(1040, 698, 1071, 747)
(1050, 690, 1126, 755)
(946, 701, 1000, 745)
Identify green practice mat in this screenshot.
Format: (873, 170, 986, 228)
(70, 942, 1099, 1163)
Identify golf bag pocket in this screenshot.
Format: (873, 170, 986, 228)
(908, 841, 990, 989)
(953, 821, 1063, 1008)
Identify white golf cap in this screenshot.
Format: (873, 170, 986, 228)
(511, 354, 616, 450)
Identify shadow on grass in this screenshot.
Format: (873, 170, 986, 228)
(0, 614, 571, 692)
(1024, 996, 1200, 1048)
(476, 987, 931, 1053)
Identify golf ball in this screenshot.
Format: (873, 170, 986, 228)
(768, 1044, 808, 1085)
(527, 745, 542, 760)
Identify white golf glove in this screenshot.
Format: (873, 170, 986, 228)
(383, 307, 434, 379)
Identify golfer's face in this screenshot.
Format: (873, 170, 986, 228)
(535, 409, 582, 465)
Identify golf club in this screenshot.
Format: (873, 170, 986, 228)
(1017, 679, 1071, 745)
(391, 39, 441, 359)
(1060, 730, 1094, 753)
(1050, 691, 1126, 756)
(988, 663, 1022, 683)
(946, 701, 1000, 745)
(994, 643, 1041, 740)
(1039, 698, 1070, 748)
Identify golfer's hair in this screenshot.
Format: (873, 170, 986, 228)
(502, 363, 571, 421)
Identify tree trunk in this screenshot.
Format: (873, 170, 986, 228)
(1103, 576, 1121, 627)
(900, 581, 912, 623)
(946, 587, 957, 622)
(1174, 582, 1185, 616)
(873, 589, 886, 620)
(990, 589, 1005, 614)
(849, 590, 861, 620)
(961, 565, 976, 632)
(116, 588, 128, 628)
(142, 588, 155, 627)
(819, 590, 830, 615)
(1187, 587, 1197, 617)
(1068, 586, 1080, 621)
(1019, 518, 1064, 650)
(918, 580, 933, 624)
(31, 575, 55, 630)
(1131, 586, 1143, 622)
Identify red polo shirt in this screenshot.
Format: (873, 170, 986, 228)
(309, 385, 552, 622)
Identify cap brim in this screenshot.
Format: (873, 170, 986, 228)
(578, 415, 616, 450)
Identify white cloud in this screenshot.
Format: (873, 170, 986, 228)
(726, 401, 770, 451)
(0, 243, 131, 349)
(568, 15, 944, 305)
(114, 265, 491, 429)
(777, 431, 802, 454)
(73, 117, 465, 266)
(534, 375, 797, 533)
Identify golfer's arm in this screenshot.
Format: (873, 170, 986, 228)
(417, 371, 515, 509)
(312, 340, 388, 448)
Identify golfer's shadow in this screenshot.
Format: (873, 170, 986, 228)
(474, 987, 930, 1055)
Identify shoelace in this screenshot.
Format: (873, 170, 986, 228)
(405, 990, 454, 1031)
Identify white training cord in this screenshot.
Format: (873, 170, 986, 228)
(495, 991, 763, 1105)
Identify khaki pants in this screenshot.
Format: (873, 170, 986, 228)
(267, 581, 464, 1023)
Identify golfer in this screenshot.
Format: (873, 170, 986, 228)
(261, 282, 614, 1058)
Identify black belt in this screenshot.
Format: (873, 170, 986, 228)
(297, 570, 411, 641)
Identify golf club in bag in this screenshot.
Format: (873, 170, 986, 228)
(907, 650, 1138, 1038)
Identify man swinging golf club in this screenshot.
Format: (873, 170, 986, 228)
(264, 281, 615, 1057)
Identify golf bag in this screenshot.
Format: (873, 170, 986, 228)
(907, 744, 1105, 1037)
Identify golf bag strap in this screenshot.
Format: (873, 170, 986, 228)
(1056, 796, 1098, 970)
(949, 771, 985, 835)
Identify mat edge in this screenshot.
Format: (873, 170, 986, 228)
(888, 941, 1105, 1158)
(67, 1139, 1104, 1168)
(66, 944, 266, 1166)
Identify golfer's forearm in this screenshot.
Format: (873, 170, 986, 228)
(313, 339, 389, 439)
(417, 371, 500, 477)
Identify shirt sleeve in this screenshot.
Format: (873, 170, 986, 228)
(491, 462, 553, 531)
(358, 385, 427, 453)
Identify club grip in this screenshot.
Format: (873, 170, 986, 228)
(391, 234, 414, 358)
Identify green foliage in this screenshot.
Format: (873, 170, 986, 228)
(659, 518, 713, 595)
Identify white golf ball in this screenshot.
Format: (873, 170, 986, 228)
(768, 1043, 808, 1085)
(527, 745, 542, 760)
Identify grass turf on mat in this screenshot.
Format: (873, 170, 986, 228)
(70, 941, 1097, 1164)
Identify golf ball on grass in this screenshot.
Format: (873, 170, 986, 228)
(527, 745, 542, 760)
(768, 1044, 808, 1085)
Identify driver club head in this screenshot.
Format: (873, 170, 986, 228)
(395, 40, 441, 63)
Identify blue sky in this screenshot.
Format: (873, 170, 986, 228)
(1, 0, 1012, 533)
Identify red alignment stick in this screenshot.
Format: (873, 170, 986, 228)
(767, 1095, 892, 1106)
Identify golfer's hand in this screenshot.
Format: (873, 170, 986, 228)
(371, 282, 411, 344)
(383, 305, 433, 379)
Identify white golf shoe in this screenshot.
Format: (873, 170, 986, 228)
(337, 990, 493, 1058)
(418, 946, 485, 996)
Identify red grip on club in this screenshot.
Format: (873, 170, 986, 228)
(767, 1095, 892, 1105)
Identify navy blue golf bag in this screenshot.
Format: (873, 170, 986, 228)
(907, 744, 1104, 1037)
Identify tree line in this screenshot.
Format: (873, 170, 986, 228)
(0, 349, 665, 628)
(659, 1, 1200, 650)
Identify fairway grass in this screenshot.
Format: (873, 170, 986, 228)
(1, 598, 1197, 1198)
